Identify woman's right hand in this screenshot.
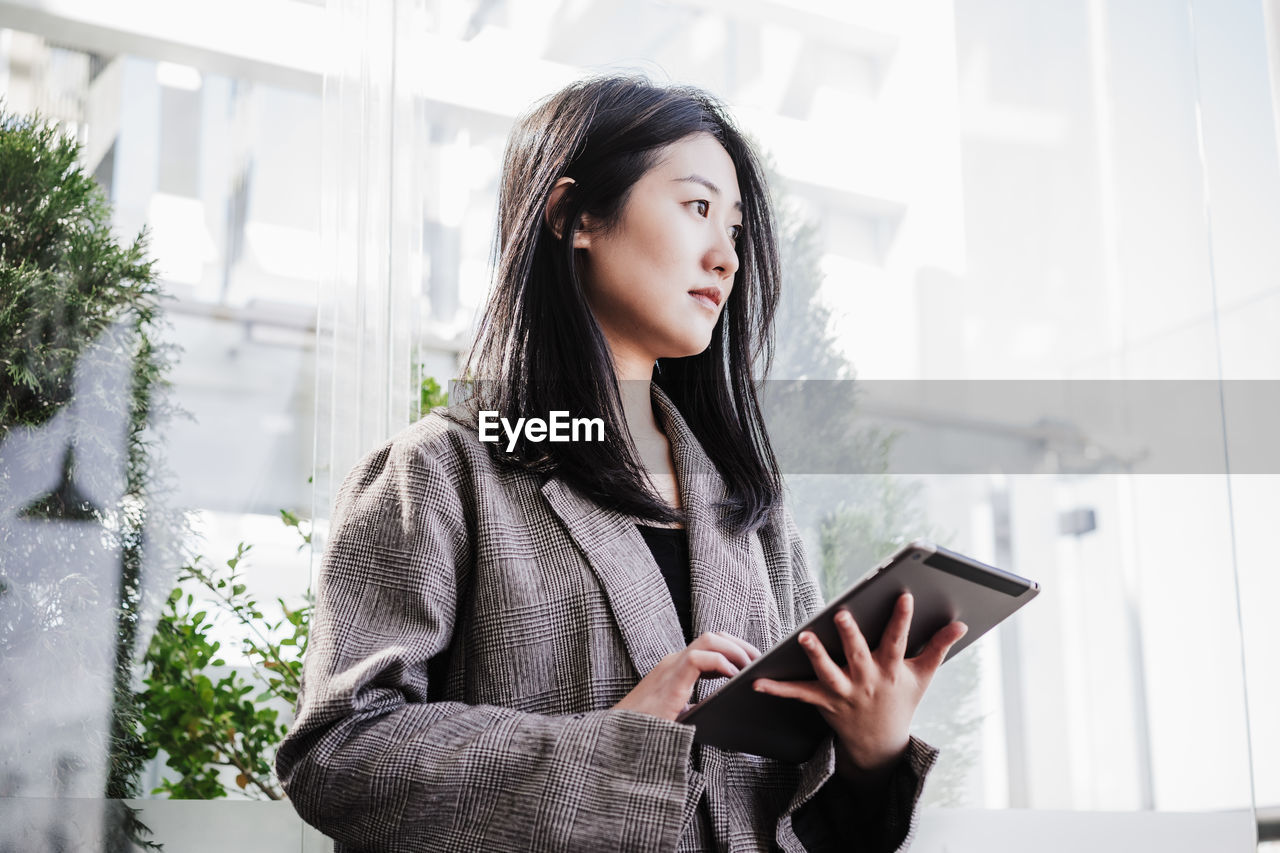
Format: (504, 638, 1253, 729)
(613, 632, 761, 721)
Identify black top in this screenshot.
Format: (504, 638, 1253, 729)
(636, 524, 692, 642)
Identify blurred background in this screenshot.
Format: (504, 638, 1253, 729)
(1, 0, 1277, 850)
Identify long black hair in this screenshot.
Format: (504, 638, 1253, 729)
(458, 75, 783, 534)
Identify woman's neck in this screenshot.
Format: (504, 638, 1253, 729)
(620, 372, 675, 484)
(607, 340, 663, 442)
(617, 375, 660, 439)
(606, 343, 679, 507)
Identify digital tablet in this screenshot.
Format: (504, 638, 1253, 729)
(675, 540, 1040, 762)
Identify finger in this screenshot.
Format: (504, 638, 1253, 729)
(877, 592, 913, 664)
(752, 678, 832, 712)
(798, 631, 852, 695)
(713, 631, 763, 661)
(833, 610, 874, 678)
(685, 649, 740, 680)
(693, 633, 754, 670)
(911, 621, 969, 677)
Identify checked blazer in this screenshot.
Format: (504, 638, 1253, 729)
(276, 384, 937, 852)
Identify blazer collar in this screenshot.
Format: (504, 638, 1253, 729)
(540, 384, 781, 696)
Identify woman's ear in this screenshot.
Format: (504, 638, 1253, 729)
(545, 177, 591, 248)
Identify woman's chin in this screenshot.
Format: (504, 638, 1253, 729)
(661, 335, 716, 360)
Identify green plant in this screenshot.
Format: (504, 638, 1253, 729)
(420, 374, 448, 413)
(131, 370, 450, 799)
(137, 513, 312, 800)
(1, 115, 160, 429)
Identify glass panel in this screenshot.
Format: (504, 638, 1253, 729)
(1198, 0, 1280, 823)
(1, 8, 322, 849)
(374, 0, 1265, 847)
(315, 0, 433, 523)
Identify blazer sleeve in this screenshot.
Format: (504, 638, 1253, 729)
(779, 509, 939, 853)
(275, 437, 699, 853)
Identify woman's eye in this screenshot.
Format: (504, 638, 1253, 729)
(691, 199, 709, 217)
(729, 225, 742, 243)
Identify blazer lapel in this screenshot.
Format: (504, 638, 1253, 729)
(652, 387, 785, 702)
(540, 475, 688, 680)
(539, 384, 783, 696)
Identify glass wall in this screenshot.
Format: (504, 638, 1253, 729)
(2, 0, 1275, 849)
(0, 3, 326, 849)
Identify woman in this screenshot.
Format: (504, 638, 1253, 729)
(277, 75, 966, 852)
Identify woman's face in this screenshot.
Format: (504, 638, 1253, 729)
(574, 132, 743, 378)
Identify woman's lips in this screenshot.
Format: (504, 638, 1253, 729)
(689, 288, 721, 310)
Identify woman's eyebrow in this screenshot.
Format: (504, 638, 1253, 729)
(673, 174, 744, 211)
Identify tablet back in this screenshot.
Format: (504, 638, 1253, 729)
(676, 541, 1040, 762)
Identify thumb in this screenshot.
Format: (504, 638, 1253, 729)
(913, 621, 968, 678)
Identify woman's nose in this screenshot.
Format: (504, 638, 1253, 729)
(707, 232, 739, 279)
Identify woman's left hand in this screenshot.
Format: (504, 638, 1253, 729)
(752, 592, 967, 777)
